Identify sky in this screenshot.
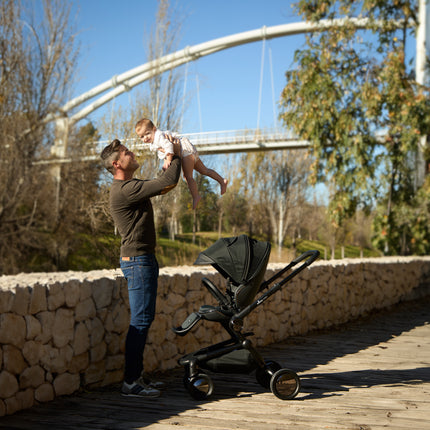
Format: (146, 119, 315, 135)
(70, 0, 308, 136)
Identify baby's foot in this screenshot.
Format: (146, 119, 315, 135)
(220, 179, 228, 195)
(193, 195, 202, 210)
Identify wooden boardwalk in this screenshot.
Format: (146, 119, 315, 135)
(1, 296, 429, 430)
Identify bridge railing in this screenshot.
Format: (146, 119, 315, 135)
(34, 128, 308, 165)
(90, 128, 307, 157)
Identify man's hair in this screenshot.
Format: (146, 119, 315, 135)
(100, 139, 121, 174)
(135, 118, 154, 131)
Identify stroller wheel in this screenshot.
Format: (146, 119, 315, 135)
(270, 368, 301, 400)
(185, 373, 214, 400)
(256, 360, 281, 388)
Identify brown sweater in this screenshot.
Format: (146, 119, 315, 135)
(109, 157, 181, 257)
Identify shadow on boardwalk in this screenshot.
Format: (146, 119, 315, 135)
(1, 296, 429, 430)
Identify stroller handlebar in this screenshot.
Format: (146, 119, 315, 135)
(230, 249, 320, 327)
(291, 249, 320, 266)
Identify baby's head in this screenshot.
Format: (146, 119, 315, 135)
(135, 118, 156, 143)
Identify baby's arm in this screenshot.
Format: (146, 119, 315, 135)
(159, 132, 175, 156)
(161, 132, 180, 170)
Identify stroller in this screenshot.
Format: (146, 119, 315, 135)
(173, 235, 319, 401)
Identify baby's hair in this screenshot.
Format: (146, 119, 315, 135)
(135, 118, 155, 130)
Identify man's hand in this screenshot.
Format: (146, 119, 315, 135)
(165, 134, 181, 157)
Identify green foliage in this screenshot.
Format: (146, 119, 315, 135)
(156, 233, 219, 267)
(282, 0, 430, 254)
(67, 234, 121, 271)
(372, 176, 430, 254)
(293, 238, 381, 259)
(66, 232, 380, 270)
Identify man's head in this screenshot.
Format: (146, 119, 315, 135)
(100, 139, 139, 177)
(135, 118, 156, 144)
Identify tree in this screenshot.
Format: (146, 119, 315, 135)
(280, 0, 430, 254)
(0, 0, 80, 274)
(240, 150, 311, 248)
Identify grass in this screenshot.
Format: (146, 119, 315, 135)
(66, 231, 383, 272)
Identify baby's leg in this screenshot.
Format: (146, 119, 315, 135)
(182, 155, 201, 209)
(194, 159, 228, 195)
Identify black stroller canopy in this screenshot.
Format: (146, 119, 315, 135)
(194, 235, 271, 285)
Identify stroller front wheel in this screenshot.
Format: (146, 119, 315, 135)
(185, 373, 214, 400)
(270, 368, 301, 400)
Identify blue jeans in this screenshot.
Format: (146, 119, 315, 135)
(120, 254, 159, 384)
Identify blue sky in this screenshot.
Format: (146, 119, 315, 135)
(71, 0, 307, 134)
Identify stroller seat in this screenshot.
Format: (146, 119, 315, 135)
(172, 303, 233, 336)
(172, 277, 235, 336)
(173, 235, 271, 336)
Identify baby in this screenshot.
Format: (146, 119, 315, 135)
(135, 118, 228, 209)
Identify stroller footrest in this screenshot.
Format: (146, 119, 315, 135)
(172, 312, 201, 336)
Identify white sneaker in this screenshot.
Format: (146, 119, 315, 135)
(138, 376, 166, 390)
(121, 380, 161, 398)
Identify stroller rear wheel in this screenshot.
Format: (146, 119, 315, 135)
(256, 360, 281, 388)
(185, 373, 214, 400)
(270, 368, 301, 400)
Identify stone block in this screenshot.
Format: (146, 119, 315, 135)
(53, 373, 80, 396)
(84, 362, 105, 385)
(0, 371, 19, 398)
(92, 278, 113, 309)
(101, 369, 123, 386)
(11, 286, 31, 315)
(0, 290, 13, 313)
(105, 332, 122, 355)
(53, 308, 74, 348)
(0, 313, 26, 347)
(88, 317, 105, 346)
(35, 311, 54, 343)
(90, 342, 107, 363)
(69, 352, 89, 374)
(39, 344, 71, 374)
(29, 284, 47, 314)
(16, 388, 34, 410)
(64, 280, 81, 308)
(25, 315, 42, 340)
(111, 303, 129, 334)
(47, 283, 65, 310)
(35, 383, 54, 403)
(80, 282, 93, 301)
(3, 345, 27, 375)
(75, 297, 96, 321)
(73, 322, 90, 356)
(5, 396, 20, 415)
(19, 365, 45, 389)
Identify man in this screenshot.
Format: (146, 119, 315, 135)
(100, 137, 181, 397)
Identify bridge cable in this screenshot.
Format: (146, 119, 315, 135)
(257, 37, 266, 131)
(110, 98, 115, 138)
(196, 74, 203, 133)
(180, 62, 189, 131)
(269, 45, 278, 133)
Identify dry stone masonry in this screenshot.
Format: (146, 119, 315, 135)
(1, 257, 429, 416)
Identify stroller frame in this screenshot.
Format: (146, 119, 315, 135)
(173, 235, 319, 401)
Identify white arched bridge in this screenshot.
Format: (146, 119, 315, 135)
(46, 6, 427, 161)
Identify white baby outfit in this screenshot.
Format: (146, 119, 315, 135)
(150, 129, 198, 163)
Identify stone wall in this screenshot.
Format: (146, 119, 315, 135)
(1, 256, 429, 416)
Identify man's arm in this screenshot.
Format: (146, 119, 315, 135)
(125, 156, 181, 202)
